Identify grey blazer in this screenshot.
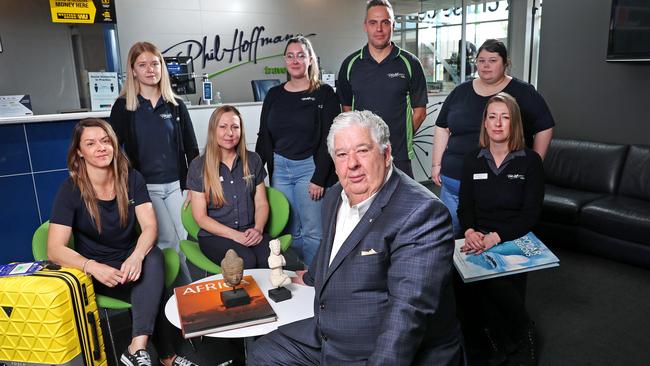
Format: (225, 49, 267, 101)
(279, 168, 463, 365)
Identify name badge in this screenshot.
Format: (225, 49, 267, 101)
(473, 173, 488, 180)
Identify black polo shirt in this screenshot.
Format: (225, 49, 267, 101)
(50, 170, 150, 266)
(337, 43, 428, 161)
(266, 85, 320, 160)
(134, 94, 179, 184)
(186, 152, 267, 236)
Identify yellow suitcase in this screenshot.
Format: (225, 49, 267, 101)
(0, 267, 107, 366)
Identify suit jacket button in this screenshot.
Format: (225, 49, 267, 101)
(320, 303, 325, 310)
(321, 334, 327, 341)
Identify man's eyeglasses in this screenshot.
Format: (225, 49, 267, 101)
(285, 53, 308, 62)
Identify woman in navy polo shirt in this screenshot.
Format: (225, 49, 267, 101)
(110, 42, 199, 283)
(456, 93, 544, 365)
(187, 105, 271, 268)
(48, 118, 197, 366)
(255, 36, 340, 267)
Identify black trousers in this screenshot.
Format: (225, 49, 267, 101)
(198, 233, 271, 269)
(454, 271, 530, 347)
(94, 246, 179, 358)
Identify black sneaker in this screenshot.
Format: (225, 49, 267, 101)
(171, 356, 199, 366)
(121, 349, 152, 366)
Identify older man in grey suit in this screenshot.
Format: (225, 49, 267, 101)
(248, 111, 463, 365)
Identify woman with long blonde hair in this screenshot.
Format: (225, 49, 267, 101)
(109, 41, 199, 283)
(48, 119, 198, 366)
(187, 105, 271, 268)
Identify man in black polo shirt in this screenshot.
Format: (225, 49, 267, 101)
(337, 0, 428, 178)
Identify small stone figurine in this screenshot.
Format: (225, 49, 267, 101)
(220, 249, 250, 307)
(267, 239, 292, 302)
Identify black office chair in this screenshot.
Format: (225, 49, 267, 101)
(251, 79, 282, 101)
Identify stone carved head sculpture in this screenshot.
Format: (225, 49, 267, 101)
(221, 249, 244, 288)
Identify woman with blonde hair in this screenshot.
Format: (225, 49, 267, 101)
(48, 119, 198, 366)
(110, 41, 198, 283)
(187, 105, 271, 268)
(256, 36, 339, 266)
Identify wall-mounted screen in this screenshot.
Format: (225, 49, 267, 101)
(607, 0, 650, 61)
(164, 56, 196, 94)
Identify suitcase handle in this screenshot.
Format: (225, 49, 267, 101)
(87, 311, 102, 360)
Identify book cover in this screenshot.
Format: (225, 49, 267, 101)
(174, 275, 277, 338)
(454, 232, 560, 283)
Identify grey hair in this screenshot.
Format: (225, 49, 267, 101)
(327, 110, 391, 157)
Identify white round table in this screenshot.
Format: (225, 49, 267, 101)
(165, 268, 315, 338)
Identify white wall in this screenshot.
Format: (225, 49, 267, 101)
(114, 0, 368, 103)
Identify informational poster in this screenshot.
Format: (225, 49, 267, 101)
(49, 0, 116, 24)
(88, 72, 118, 111)
(0, 95, 33, 117)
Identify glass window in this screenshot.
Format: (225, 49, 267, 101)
(392, 1, 509, 93)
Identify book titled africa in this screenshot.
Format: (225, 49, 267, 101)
(453, 232, 560, 283)
(174, 275, 277, 338)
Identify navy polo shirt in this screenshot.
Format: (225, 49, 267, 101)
(186, 152, 267, 236)
(337, 43, 428, 161)
(134, 94, 179, 184)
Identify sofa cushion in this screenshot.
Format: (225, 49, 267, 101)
(618, 145, 650, 201)
(544, 139, 628, 194)
(543, 185, 605, 224)
(581, 196, 650, 246)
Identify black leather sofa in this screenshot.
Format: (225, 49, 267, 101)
(538, 139, 650, 269)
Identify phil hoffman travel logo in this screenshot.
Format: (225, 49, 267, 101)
(163, 26, 316, 69)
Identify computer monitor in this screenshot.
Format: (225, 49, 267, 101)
(164, 56, 196, 95)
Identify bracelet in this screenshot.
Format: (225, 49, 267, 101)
(82, 259, 95, 275)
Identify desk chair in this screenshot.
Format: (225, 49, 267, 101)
(180, 187, 293, 277)
(250, 79, 281, 102)
(32, 221, 180, 366)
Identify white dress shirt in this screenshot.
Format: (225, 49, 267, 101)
(329, 166, 393, 266)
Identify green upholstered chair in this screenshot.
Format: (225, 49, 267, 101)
(180, 186, 293, 277)
(32, 220, 180, 366)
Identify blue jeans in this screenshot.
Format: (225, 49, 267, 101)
(440, 175, 462, 239)
(146, 181, 191, 285)
(272, 153, 323, 267)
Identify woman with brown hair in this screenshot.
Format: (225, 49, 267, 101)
(432, 39, 554, 238)
(456, 93, 544, 365)
(255, 36, 339, 266)
(187, 105, 271, 268)
(110, 41, 198, 284)
(47, 119, 197, 366)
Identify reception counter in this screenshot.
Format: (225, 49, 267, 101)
(0, 94, 447, 264)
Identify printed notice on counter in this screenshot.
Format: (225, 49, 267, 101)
(89, 72, 119, 111)
(0, 95, 33, 117)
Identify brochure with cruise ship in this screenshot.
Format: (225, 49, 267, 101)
(454, 232, 560, 283)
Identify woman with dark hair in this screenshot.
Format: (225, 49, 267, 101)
(110, 41, 199, 283)
(47, 119, 197, 366)
(256, 36, 340, 266)
(187, 105, 271, 268)
(456, 93, 544, 365)
(431, 39, 554, 238)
